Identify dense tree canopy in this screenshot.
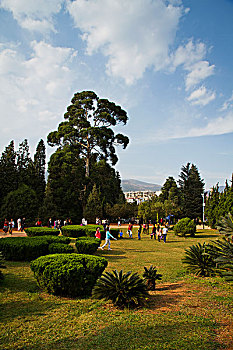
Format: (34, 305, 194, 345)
(47, 91, 129, 177)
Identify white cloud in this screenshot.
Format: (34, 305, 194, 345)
(220, 92, 233, 111)
(0, 41, 77, 148)
(187, 86, 216, 106)
(67, 0, 183, 84)
(170, 40, 207, 70)
(185, 61, 215, 90)
(0, 0, 64, 33)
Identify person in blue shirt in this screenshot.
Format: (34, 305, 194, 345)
(99, 226, 117, 250)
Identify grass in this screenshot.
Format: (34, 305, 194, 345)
(0, 228, 232, 350)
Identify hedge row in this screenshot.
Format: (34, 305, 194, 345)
(30, 253, 108, 297)
(24, 227, 60, 237)
(75, 237, 101, 254)
(0, 235, 102, 261)
(0, 236, 71, 261)
(61, 225, 119, 239)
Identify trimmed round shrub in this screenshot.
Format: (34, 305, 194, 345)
(30, 253, 108, 297)
(48, 243, 74, 254)
(0, 237, 49, 261)
(173, 218, 196, 237)
(61, 225, 87, 238)
(36, 235, 71, 245)
(25, 227, 60, 237)
(75, 237, 101, 254)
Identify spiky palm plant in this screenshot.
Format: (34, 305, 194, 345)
(92, 269, 148, 308)
(208, 238, 233, 281)
(182, 243, 216, 277)
(217, 213, 233, 240)
(143, 265, 162, 290)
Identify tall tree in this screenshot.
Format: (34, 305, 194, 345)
(83, 184, 103, 223)
(178, 163, 205, 219)
(47, 91, 129, 178)
(33, 139, 46, 202)
(16, 139, 34, 187)
(0, 141, 17, 207)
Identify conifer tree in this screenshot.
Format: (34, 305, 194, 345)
(178, 163, 204, 219)
(0, 141, 17, 207)
(33, 139, 46, 202)
(83, 184, 103, 223)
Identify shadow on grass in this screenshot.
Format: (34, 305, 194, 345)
(17, 316, 219, 350)
(0, 298, 56, 322)
(195, 234, 220, 238)
(1, 271, 38, 293)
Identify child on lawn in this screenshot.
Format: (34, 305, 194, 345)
(99, 226, 117, 250)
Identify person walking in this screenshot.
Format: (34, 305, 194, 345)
(128, 223, 133, 238)
(3, 218, 9, 234)
(151, 224, 156, 240)
(99, 226, 117, 250)
(9, 219, 14, 235)
(162, 226, 168, 243)
(17, 218, 21, 231)
(138, 224, 142, 240)
(21, 217, 26, 232)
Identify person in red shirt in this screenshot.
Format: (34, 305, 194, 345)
(95, 227, 101, 239)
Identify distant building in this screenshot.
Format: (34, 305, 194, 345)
(124, 190, 161, 204)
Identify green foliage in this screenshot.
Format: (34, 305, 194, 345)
(25, 227, 60, 237)
(30, 253, 108, 297)
(0, 236, 71, 261)
(208, 238, 233, 281)
(178, 163, 204, 219)
(75, 237, 101, 254)
(217, 212, 233, 238)
(142, 265, 162, 290)
(0, 184, 39, 226)
(92, 269, 148, 308)
(83, 184, 103, 223)
(47, 91, 129, 178)
(0, 237, 49, 261)
(48, 243, 74, 254)
(182, 243, 216, 277)
(173, 217, 196, 237)
(61, 225, 88, 238)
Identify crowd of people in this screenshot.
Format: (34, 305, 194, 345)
(2, 217, 26, 234)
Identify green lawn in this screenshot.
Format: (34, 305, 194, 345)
(0, 229, 232, 350)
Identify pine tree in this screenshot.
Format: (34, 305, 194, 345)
(16, 139, 34, 188)
(33, 139, 46, 203)
(83, 184, 103, 223)
(205, 184, 220, 228)
(178, 163, 204, 219)
(0, 141, 17, 208)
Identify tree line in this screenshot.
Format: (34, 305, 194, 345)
(2, 90, 225, 227)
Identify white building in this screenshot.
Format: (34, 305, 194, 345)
(124, 190, 161, 204)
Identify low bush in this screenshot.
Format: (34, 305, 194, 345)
(0, 237, 49, 261)
(30, 253, 108, 297)
(173, 218, 196, 237)
(61, 225, 87, 238)
(0, 236, 72, 261)
(0, 251, 6, 281)
(75, 237, 101, 254)
(48, 243, 74, 254)
(25, 227, 60, 237)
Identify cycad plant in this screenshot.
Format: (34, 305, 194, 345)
(208, 238, 233, 281)
(92, 269, 148, 308)
(217, 213, 233, 240)
(182, 242, 216, 277)
(143, 265, 162, 290)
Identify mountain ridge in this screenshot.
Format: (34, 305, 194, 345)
(122, 179, 161, 192)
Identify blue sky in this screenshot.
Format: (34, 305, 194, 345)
(0, 0, 233, 189)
